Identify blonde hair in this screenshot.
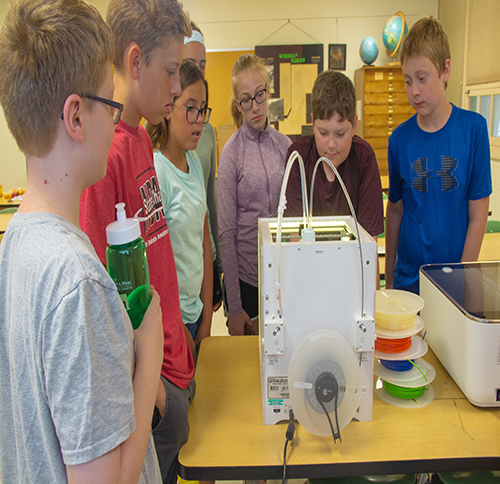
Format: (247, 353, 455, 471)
(230, 54, 270, 128)
(191, 20, 203, 36)
(312, 70, 356, 125)
(400, 16, 451, 88)
(147, 59, 207, 151)
(0, 0, 113, 157)
(107, 0, 192, 70)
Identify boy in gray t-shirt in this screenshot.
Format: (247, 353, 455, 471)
(0, 0, 163, 482)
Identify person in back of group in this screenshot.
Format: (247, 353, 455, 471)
(183, 22, 223, 312)
(385, 16, 491, 294)
(284, 69, 384, 287)
(0, 0, 163, 482)
(147, 59, 213, 348)
(79, 0, 195, 482)
(217, 54, 291, 336)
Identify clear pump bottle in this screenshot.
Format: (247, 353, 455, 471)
(106, 203, 151, 329)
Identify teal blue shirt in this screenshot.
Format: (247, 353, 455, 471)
(154, 150, 207, 324)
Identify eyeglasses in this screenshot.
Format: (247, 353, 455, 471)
(237, 87, 267, 111)
(83, 94, 124, 124)
(172, 104, 212, 124)
(60, 94, 124, 125)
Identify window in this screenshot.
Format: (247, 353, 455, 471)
(469, 96, 478, 113)
(466, 82, 500, 159)
(493, 95, 500, 138)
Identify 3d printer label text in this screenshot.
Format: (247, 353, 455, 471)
(268, 377, 289, 400)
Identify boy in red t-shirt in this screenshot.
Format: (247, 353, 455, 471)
(79, 0, 195, 482)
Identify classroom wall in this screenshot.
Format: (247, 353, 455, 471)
(0, 0, 438, 189)
(0, 1, 25, 191)
(206, 49, 253, 129)
(439, 0, 500, 221)
(186, 0, 438, 130)
(438, 0, 467, 109)
(183, 0, 438, 83)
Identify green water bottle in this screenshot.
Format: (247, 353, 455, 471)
(106, 203, 151, 330)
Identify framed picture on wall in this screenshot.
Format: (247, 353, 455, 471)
(255, 44, 323, 135)
(329, 44, 346, 70)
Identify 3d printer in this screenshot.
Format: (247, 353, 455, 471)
(258, 152, 377, 439)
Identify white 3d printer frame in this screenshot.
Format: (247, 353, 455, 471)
(258, 215, 377, 428)
(257, 151, 377, 435)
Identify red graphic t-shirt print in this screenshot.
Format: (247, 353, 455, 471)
(136, 167, 167, 238)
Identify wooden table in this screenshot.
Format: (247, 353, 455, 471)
(178, 335, 500, 480)
(0, 194, 22, 209)
(0, 213, 14, 233)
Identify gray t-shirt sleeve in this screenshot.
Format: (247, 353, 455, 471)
(41, 279, 135, 466)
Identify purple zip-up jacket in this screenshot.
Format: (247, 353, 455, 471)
(217, 119, 291, 316)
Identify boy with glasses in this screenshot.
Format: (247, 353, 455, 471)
(0, 0, 163, 481)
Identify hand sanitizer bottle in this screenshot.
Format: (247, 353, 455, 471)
(106, 203, 151, 329)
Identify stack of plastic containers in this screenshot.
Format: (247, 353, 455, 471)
(373, 289, 436, 408)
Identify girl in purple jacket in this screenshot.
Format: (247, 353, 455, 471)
(217, 54, 291, 336)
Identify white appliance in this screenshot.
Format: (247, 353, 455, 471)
(258, 215, 377, 436)
(420, 261, 500, 407)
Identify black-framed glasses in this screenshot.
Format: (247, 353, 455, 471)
(60, 94, 124, 124)
(237, 87, 267, 111)
(83, 94, 123, 124)
(173, 104, 212, 124)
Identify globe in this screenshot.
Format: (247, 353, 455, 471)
(383, 11, 408, 58)
(359, 36, 379, 66)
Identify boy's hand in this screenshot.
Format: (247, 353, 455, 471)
(227, 310, 252, 336)
(194, 321, 211, 346)
(183, 326, 197, 364)
(134, 287, 163, 369)
(212, 299, 222, 312)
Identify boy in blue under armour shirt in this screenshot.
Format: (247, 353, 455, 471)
(385, 16, 492, 294)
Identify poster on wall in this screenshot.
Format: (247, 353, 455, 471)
(255, 44, 323, 136)
(329, 44, 346, 70)
(268, 98, 285, 122)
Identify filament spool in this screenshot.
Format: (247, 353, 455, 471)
(380, 359, 415, 371)
(375, 315, 424, 339)
(375, 358, 435, 408)
(375, 290, 424, 330)
(288, 330, 362, 437)
(374, 335, 428, 361)
(375, 377, 435, 408)
(375, 358, 436, 388)
(383, 381, 426, 399)
(375, 336, 411, 353)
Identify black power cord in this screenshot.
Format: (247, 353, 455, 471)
(281, 408, 295, 484)
(315, 373, 342, 444)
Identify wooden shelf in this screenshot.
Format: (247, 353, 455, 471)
(355, 66, 415, 178)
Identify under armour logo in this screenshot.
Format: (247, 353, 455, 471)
(411, 156, 458, 193)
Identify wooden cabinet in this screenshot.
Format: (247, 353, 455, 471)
(354, 66, 415, 179)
